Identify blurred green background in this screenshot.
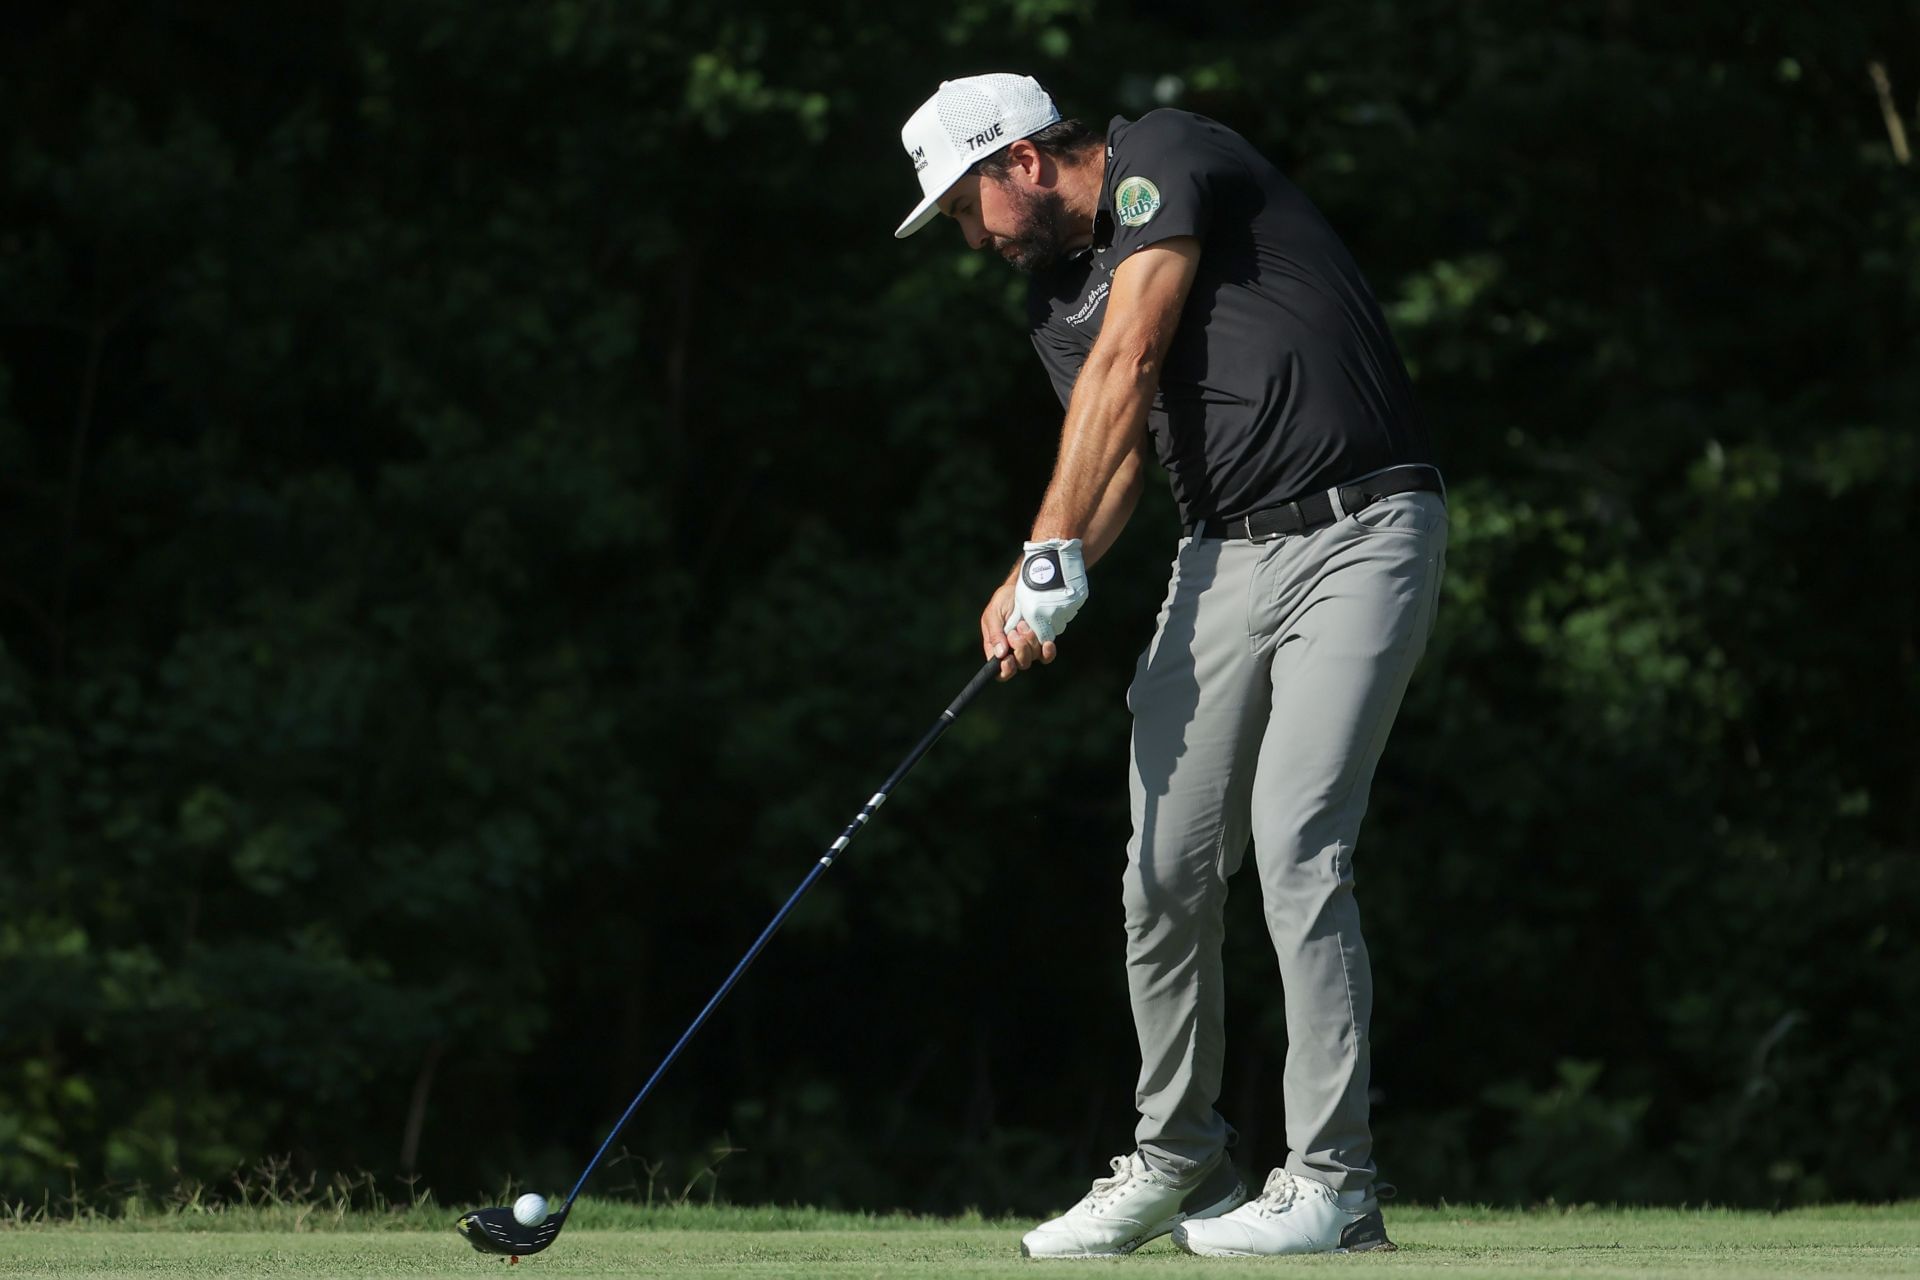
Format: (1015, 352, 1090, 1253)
(2, 0, 1915, 1214)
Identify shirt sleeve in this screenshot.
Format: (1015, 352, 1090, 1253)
(1027, 286, 1087, 409)
(1030, 323, 1084, 409)
(1107, 110, 1229, 258)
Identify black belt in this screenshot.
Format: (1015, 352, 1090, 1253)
(1189, 465, 1444, 542)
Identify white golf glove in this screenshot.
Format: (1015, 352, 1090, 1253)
(1007, 539, 1089, 645)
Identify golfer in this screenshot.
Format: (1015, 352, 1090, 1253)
(894, 75, 1446, 1258)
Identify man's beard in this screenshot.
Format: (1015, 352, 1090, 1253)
(992, 185, 1073, 274)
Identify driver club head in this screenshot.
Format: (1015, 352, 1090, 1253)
(457, 1203, 571, 1256)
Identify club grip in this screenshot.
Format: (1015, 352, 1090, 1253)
(946, 657, 1001, 720)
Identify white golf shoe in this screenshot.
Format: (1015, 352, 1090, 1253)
(1171, 1167, 1396, 1256)
(1020, 1151, 1245, 1258)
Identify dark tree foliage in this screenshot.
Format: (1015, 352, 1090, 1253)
(2, 0, 1915, 1211)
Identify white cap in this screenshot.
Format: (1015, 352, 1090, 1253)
(894, 73, 1062, 239)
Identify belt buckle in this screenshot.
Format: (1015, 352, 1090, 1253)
(1246, 501, 1303, 545)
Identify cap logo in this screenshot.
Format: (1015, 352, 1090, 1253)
(1115, 176, 1162, 227)
(910, 145, 929, 173)
(963, 121, 1006, 152)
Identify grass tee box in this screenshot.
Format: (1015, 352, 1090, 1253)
(2, 1202, 1917, 1279)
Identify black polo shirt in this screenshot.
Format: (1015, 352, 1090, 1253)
(1027, 109, 1433, 526)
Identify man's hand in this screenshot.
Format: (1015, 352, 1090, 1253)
(1009, 538, 1088, 659)
(979, 540, 1089, 680)
(980, 577, 1027, 681)
(981, 572, 1051, 681)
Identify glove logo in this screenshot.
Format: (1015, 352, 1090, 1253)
(1025, 554, 1058, 588)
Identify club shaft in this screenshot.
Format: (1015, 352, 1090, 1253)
(565, 657, 1000, 1206)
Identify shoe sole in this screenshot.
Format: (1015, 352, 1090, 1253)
(1176, 1240, 1400, 1258)
(1159, 1243, 1405, 1258)
(1020, 1186, 1247, 1260)
(1173, 1207, 1399, 1258)
(1175, 1243, 1405, 1258)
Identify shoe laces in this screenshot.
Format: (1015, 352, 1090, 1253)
(1084, 1153, 1150, 1210)
(1249, 1167, 1304, 1218)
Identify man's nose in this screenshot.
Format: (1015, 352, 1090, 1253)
(964, 220, 989, 252)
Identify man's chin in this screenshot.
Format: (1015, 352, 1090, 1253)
(1002, 244, 1062, 274)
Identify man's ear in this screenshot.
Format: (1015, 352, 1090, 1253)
(1004, 137, 1046, 186)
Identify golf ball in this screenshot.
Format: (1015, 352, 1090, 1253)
(513, 1193, 548, 1227)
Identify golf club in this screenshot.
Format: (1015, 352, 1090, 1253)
(458, 655, 1002, 1256)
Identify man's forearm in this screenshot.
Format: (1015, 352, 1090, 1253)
(1030, 346, 1158, 543)
(999, 444, 1143, 586)
(1082, 443, 1145, 567)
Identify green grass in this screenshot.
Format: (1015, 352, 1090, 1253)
(3, 1202, 1916, 1278)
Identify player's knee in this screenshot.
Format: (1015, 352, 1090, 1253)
(1122, 865, 1223, 940)
(1254, 828, 1358, 886)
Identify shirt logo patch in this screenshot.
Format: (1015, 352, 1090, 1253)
(1114, 176, 1162, 227)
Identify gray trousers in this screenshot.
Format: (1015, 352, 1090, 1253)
(1124, 489, 1448, 1194)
